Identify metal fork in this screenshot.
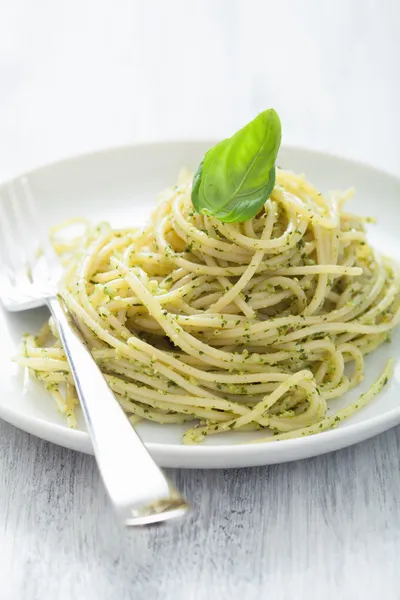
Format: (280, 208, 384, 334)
(0, 178, 188, 526)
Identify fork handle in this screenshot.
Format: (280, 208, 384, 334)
(47, 296, 188, 526)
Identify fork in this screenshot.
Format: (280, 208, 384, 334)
(0, 178, 188, 526)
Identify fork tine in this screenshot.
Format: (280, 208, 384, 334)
(0, 199, 12, 292)
(0, 176, 63, 309)
(8, 180, 38, 279)
(20, 177, 60, 276)
(0, 187, 31, 289)
(0, 178, 63, 310)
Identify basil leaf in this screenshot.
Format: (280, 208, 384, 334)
(191, 108, 281, 223)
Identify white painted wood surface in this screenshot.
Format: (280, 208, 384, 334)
(0, 1, 399, 598)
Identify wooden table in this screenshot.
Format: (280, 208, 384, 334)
(1, 419, 400, 598)
(0, 1, 399, 598)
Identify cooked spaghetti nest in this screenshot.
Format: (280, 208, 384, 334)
(19, 168, 400, 443)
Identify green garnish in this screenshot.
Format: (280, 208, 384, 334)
(191, 108, 281, 223)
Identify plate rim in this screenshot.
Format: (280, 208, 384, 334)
(2, 139, 400, 186)
(1, 140, 400, 466)
(1, 391, 400, 465)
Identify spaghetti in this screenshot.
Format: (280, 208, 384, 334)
(19, 169, 400, 443)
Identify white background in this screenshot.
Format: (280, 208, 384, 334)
(1, 1, 400, 599)
(1, 0, 399, 181)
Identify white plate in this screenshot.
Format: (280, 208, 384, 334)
(1, 142, 400, 468)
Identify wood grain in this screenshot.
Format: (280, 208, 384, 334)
(1, 418, 400, 600)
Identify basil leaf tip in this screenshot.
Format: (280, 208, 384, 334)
(191, 108, 281, 223)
